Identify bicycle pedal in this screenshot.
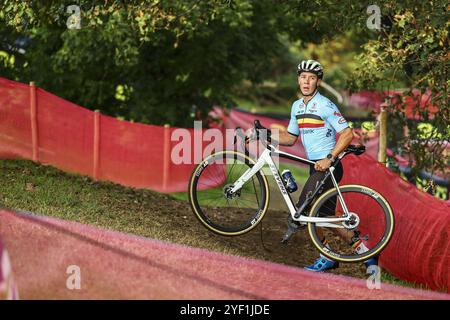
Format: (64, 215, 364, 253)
(281, 231, 294, 244)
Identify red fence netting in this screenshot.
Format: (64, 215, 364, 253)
(0, 77, 219, 192)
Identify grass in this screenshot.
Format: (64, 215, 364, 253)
(0, 159, 198, 245)
(380, 271, 449, 294)
(0, 158, 442, 293)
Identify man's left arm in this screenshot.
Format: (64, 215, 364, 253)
(330, 127, 354, 159)
(315, 128, 353, 171)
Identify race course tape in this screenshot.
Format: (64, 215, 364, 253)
(0, 209, 448, 300)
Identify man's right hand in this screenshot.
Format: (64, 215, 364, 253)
(245, 127, 256, 140)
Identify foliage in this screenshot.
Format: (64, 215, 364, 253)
(347, 0, 449, 177)
(0, 0, 286, 127)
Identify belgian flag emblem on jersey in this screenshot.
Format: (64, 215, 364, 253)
(296, 114, 325, 128)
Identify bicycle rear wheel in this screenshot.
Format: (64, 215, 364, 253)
(188, 150, 270, 236)
(307, 185, 395, 263)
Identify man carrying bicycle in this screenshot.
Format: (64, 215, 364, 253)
(273, 60, 378, 272)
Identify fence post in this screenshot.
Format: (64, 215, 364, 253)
(162, 124, 171, 192)
(378, 106, 387, 165)
(29, 81, 39, 162)
(93, 110, 101, 180)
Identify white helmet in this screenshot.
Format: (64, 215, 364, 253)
(297, 59, 324, 79)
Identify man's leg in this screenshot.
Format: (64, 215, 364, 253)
(281, 167, 325, 243)
(304, 163, 345, 271)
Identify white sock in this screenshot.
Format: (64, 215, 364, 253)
(319, 241, 333, 261)
(353, 240, 369, 254)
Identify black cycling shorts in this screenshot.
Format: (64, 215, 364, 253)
(296, 161, 344, 216)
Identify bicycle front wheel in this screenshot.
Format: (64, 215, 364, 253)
(307, 185, 395, 263)
(188, 150, 270, 236)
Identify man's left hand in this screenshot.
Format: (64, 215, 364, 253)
(314, 158, 332, 171)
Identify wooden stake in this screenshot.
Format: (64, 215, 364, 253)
(93, 110, 101, 180)
(162, 124, 171, 191)
(30, 81, 39, 162)
(378, 107, 388, 165)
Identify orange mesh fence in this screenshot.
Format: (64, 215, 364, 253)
(341, 154, 450, 292)
(0, 78, 32, 159)
(35, 87, 95, 176)
(0, 77, 224, 192)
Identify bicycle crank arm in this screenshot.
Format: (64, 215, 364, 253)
(313, 223, 346, 228)
(296, 216, 349, 223)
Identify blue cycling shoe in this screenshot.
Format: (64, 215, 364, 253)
(304, 256, 339, 272)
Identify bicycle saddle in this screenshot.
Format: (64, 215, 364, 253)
(346, 144, 366, 155)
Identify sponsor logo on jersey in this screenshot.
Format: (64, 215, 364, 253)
(333, 111, 342, 117)
(338, 117, 347, 124)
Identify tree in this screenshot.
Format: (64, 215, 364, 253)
(1, 1, 447, 178)
(348, 0, 449, 178)
(0, 0, 288, 127)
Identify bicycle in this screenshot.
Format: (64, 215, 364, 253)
(188, 120, 395, 263)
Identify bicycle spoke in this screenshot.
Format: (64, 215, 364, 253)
(191, 151, 269, 234)
(251, 177, 260, 207)
(309, 187, 393, 262)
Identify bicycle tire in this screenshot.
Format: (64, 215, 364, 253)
(188, 150, 270, 236)
(307, 184, 395, 263)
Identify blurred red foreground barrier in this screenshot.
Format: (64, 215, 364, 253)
(1, 209, 448, 299)
(0, 237, 19, 299)
(0, 77, 216, 192)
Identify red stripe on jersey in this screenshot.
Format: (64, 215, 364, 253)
(298, 123, 325, 128)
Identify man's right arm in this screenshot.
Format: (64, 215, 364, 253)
(276, 102, 300, 146)
(271, 124, 298, 146)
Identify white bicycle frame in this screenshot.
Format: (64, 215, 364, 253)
(230, 145, 351, 228)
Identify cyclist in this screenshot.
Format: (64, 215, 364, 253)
(271, 59, 377, 272)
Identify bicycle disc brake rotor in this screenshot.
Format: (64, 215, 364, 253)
(342, 212, 360, 229)
(223, 184, 241, 200)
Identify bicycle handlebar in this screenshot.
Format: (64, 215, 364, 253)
(234, 119, 272, 153)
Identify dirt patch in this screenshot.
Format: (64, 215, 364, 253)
(159, 193, 368, 280)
